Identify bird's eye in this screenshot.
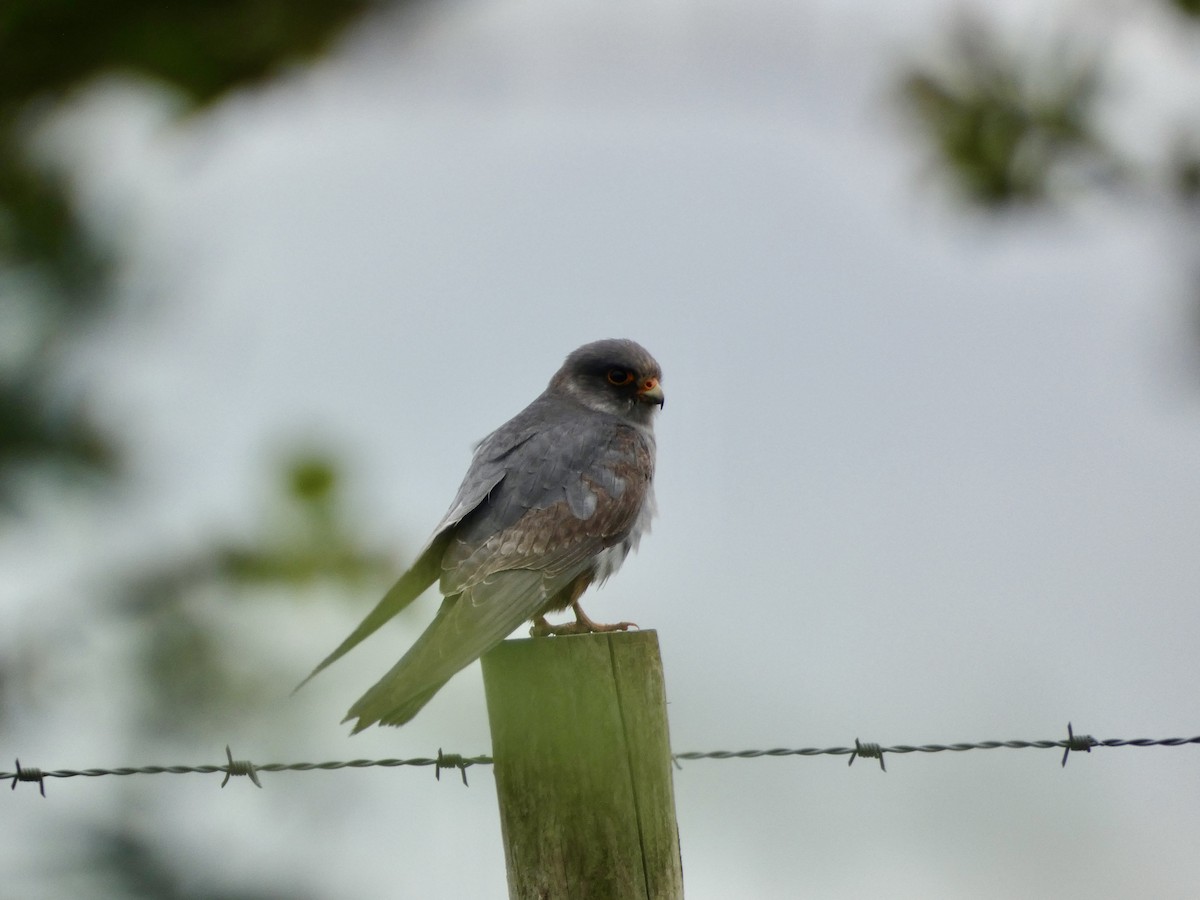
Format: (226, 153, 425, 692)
(606, 368, 634, 386)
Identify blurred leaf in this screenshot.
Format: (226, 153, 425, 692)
(900, 13, 1111, 207)
(120, 451, 393, 733)
(220, 452, 392, 586)
(0, 0, 375, 111)
(0, 135, 108, 303)
(0, 375, 117, 510)
(289, 454, 337, 503)
(0, 134, 114, 509)
(78, 822, 311, 900)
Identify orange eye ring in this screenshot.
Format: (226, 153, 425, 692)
(606, 368, 635, 386)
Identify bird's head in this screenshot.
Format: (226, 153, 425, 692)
(550, 338, 664, 425)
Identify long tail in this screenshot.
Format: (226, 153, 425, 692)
(293, 536, 447, 692)
(343, 570, 547, 731)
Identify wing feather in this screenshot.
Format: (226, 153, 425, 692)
(344, 569, 564, 730)
(443, 419, 654, 591)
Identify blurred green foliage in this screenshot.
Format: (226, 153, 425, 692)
(0, 0, 376, 512)
(76, 825, 310, 900)
(899, 7, 1200, 213)
(0, 128, 117, 507)
(1, 0, 372, 107)
(2, 4, 399, 897)
(122, 452, 392, 735)
(899, 6, 1200, 365)
(900, 14, 1109, 208)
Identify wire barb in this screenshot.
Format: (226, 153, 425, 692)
(435, 748, 470, 786)
(221, 746, 262, 789)
(1061, 722, 1095, 768)
(10, 759, 47, 797)
(849, 739, 887, 772)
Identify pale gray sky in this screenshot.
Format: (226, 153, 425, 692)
(6, 1, 1200, 897)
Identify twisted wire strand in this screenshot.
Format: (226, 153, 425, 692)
(5, 755, 498, 781)
(5, 731, 1198, 794)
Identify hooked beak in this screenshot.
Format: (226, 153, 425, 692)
(637, 377, 665, 408)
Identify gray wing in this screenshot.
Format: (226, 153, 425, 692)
(343, 405, 655, 730)
(294, 401, 548, 690)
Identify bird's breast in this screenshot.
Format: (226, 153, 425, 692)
(590, 480, 655, 586)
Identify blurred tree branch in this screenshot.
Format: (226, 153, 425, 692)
(0, 0, 381, 512)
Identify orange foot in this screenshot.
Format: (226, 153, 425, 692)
(530, 600, 638, 637)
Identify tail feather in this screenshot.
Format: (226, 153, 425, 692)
(341, 596, 470, 730)
(294, 535, 447, 693)
(342, 569, 548, 731)
(345, 680, 448, 733)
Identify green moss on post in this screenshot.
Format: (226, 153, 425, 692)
(481, 630, 684, 900)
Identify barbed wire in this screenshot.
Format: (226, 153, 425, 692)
(674, 725, 1200, 772)
(5, 724, 1198, 795)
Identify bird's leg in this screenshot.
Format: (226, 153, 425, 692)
(529, 601, 637, 637)
(570, 598, 637, 633)
(529, 574, 637, 636)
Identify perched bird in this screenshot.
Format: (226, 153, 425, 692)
(298, 338, 664, 732)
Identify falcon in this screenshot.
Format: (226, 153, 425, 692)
(299, 338, 664, 732)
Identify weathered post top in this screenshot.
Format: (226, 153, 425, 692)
(481, 630, 684, 900)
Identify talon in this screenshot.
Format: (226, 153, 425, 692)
(571, 599, 636, 634)
(589, 620, 637, 633)
(530, 598, 638, 637)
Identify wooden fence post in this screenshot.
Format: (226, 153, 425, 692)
(480, 630, 684, 900)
